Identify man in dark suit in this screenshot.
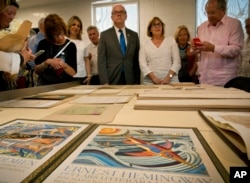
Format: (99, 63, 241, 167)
(98, 4, 140, 85)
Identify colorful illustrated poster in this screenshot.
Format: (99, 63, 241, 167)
(44, 125, 228, 183)
(0, 119, 92, 183)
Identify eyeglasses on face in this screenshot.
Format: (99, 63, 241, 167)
(152, 22, 162, 28)
(112, 11, 126, 15)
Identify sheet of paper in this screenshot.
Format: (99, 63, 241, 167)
(72, 96, 132, 104)
(201, 111, 250, 160)
(134, 99, 250, 110)
(42, 104, 124, 124)
(90, 89, 122, 95)
(137, 92, 250, 99)
(0, 99, 62, 108)
(43, 89, 94, 95)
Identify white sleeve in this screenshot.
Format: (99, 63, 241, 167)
(170, 38, 181, 73)
(139, 43, 152, 77)
(0, 51, 21, 74)
(83, 46, 89, 57)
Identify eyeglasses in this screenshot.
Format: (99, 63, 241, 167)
(112, 11, 126, 15)
(206, 11, 217, 16)
(152, 23, 162, 28)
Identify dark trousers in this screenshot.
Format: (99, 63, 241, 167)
(90, 75, 100, 85)
(118, 71, 126, 85)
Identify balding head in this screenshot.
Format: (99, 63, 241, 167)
(111, 4, 127, 29)
(205, 0, 226, 26)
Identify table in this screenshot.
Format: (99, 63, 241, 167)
(0, 83, 248, 182)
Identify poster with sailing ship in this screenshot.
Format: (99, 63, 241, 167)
(43, 125, 228, 183)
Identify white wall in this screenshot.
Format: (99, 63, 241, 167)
(16, 0, 196, 43)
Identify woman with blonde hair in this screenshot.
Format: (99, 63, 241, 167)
(67, 15, 91, 84)
(174, 25, 198, 83)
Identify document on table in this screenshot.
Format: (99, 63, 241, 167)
(71, 95, 132, 104)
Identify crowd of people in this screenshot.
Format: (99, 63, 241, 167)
(0, 0, 249, 91)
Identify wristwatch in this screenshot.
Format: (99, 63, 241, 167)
(169, 74, 173, 78)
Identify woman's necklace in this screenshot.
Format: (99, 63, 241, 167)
(179, 44, 188, 50)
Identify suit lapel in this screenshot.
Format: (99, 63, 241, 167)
(125, 28, 131, 54)
(111, 27, 121, 52)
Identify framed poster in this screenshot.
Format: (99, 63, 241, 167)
(43, 125, 228, 183)
(0, 119, 94, 183)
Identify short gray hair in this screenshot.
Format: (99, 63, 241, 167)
(216, 0, 227, 11)
(206, 0, 227, 11)
(87, 25, 99, 32)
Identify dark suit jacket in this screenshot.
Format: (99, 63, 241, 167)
(98, 27, 140, 85)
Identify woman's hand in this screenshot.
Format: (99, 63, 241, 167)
(83, 76, 91, 85)
(161, 77, 171, 85)
(48, 58, 64, 70)
(148, 72, 161, 84)
(161, 71, 175, 85)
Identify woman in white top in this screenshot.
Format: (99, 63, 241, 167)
(139, 17, 181, 85)
(67, 16, 90, 84)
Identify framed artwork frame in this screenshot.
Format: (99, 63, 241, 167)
(0, 119, 94, 183)
(43, 124, 229, 183)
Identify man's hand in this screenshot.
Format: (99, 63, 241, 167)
(194, 41, 215, 52)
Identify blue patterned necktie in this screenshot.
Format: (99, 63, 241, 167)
(119, 29, 126, 55)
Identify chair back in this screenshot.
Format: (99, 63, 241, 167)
(224, 76, 250, 92)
